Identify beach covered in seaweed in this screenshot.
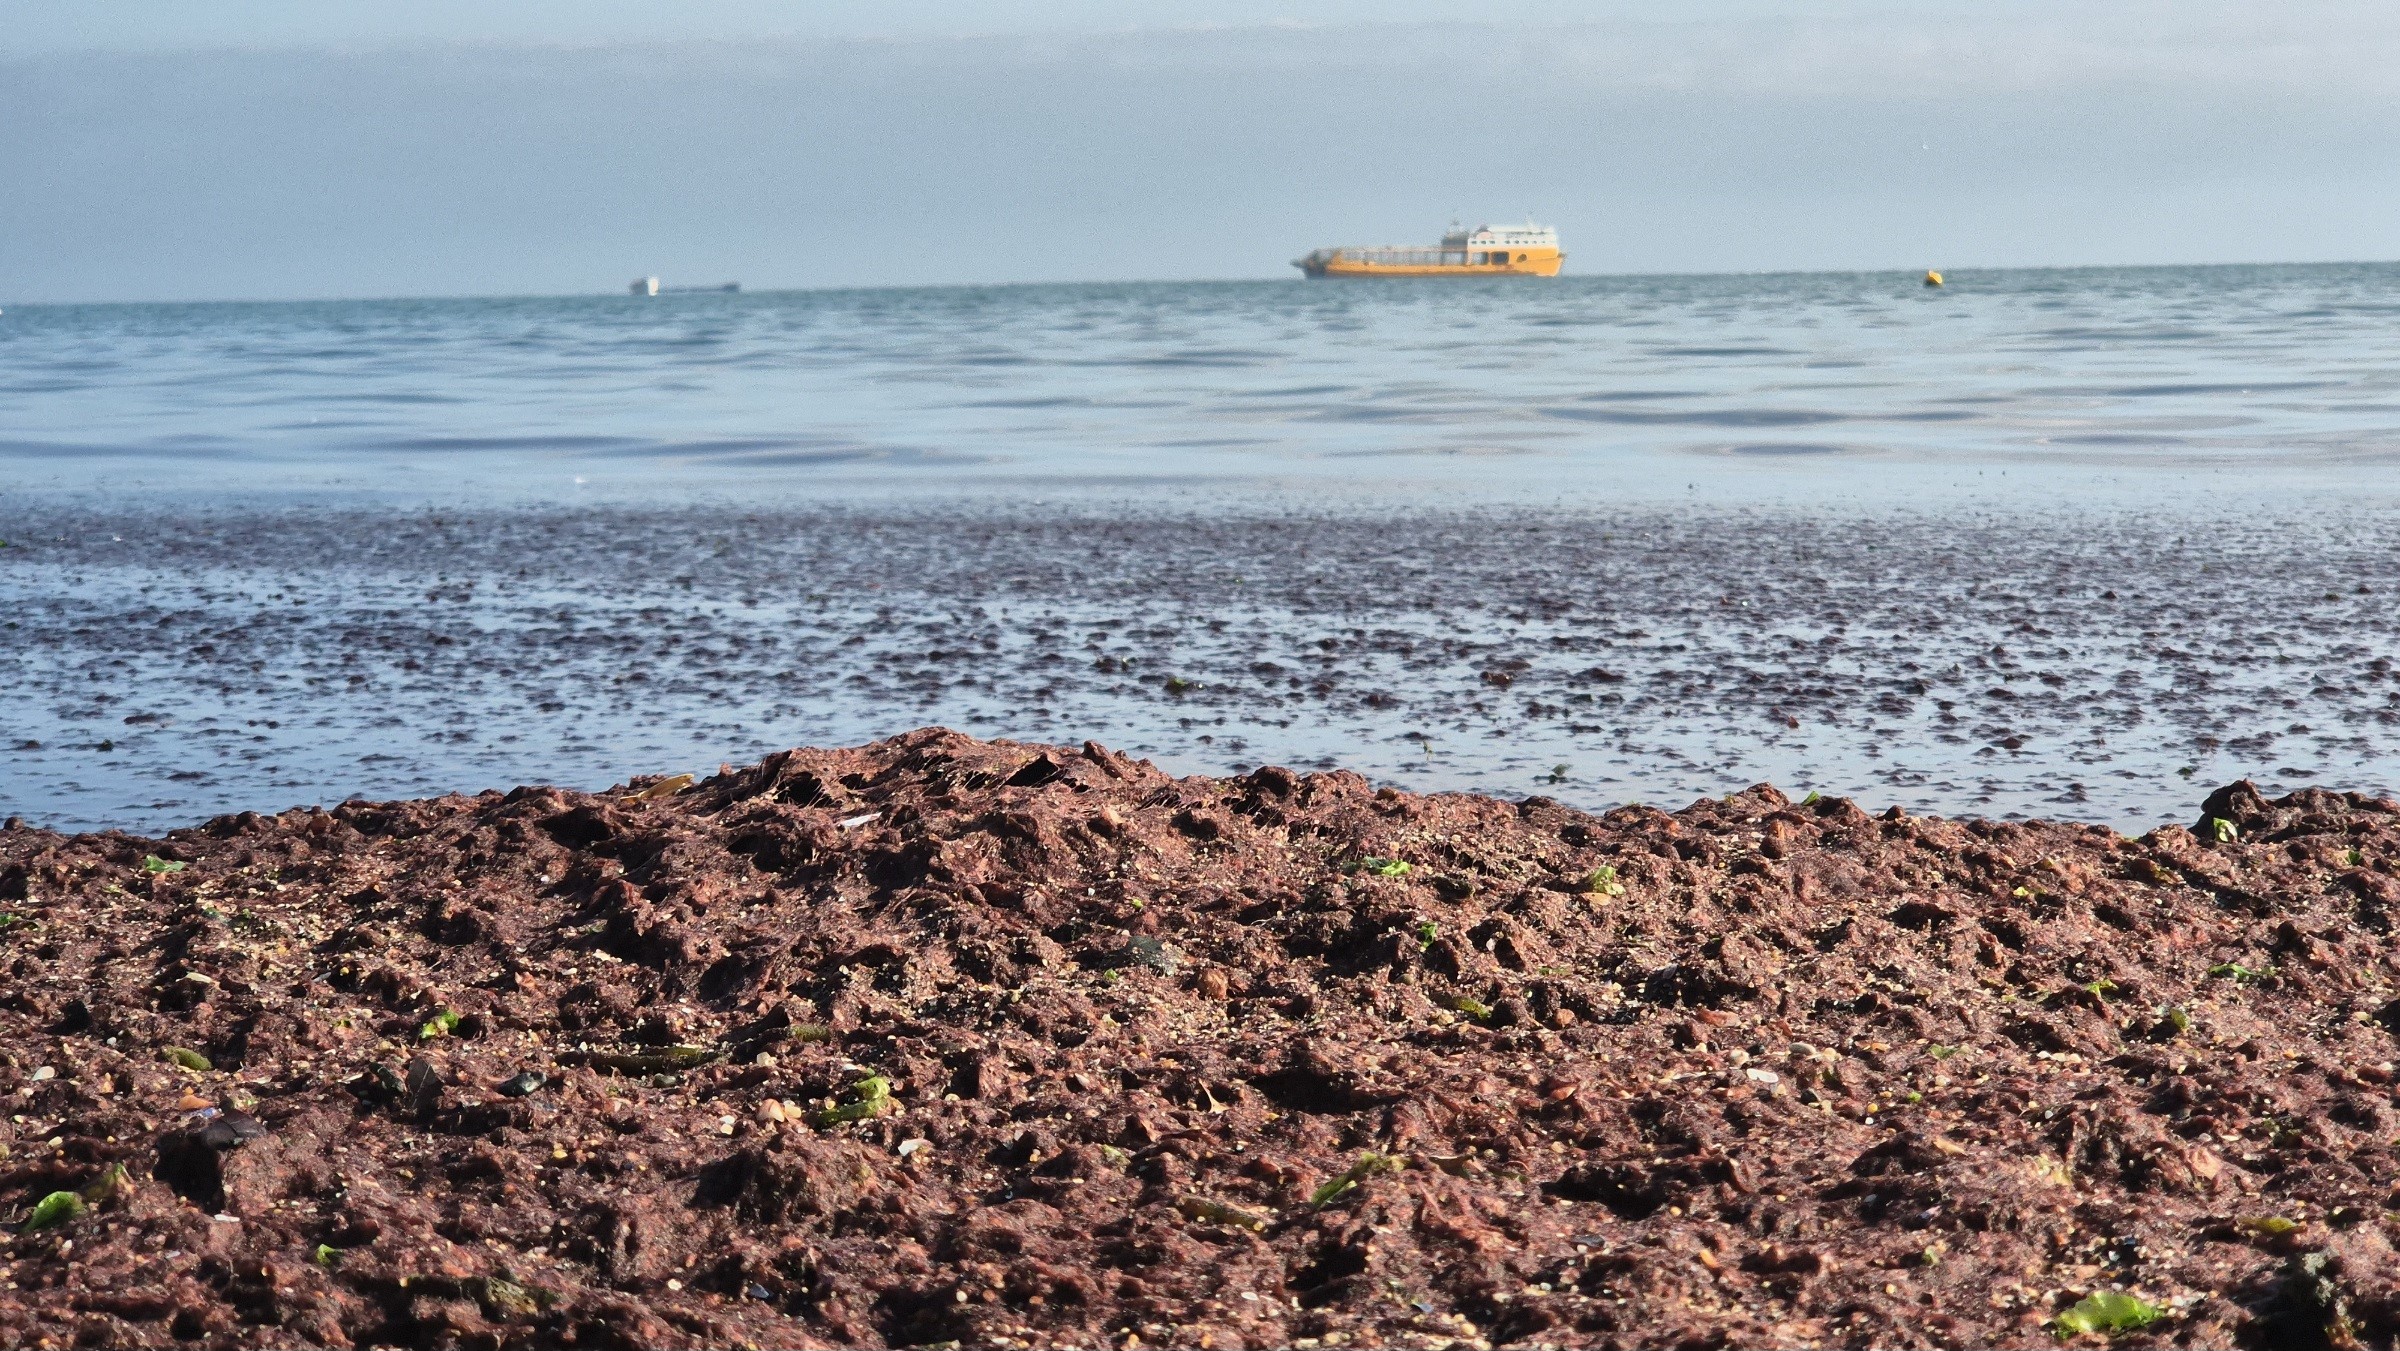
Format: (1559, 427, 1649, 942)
(6, 730, 2400, 1348)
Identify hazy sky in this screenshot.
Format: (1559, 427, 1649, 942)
(6, 1, 2399, 300)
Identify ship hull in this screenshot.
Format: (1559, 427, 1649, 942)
(1297, 255, 1563, 278)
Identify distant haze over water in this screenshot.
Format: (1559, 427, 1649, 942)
(10, 14, 2400, 298)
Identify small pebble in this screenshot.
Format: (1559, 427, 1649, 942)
(757, 1100, 785, 1124)
(29, 1067, 54, 1082)
(196, 1111, 266, 1149)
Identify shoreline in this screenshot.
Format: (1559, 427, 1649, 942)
(5, 730, 2397, 1347)
(7, 497, 2397, 837)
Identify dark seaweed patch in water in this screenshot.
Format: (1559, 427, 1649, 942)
(0, 439, 239, 460)
(374, 435, 649, 453)
(1078, 348, 1276, 369)
(1718, 442, 1853, 456)
(1325, 443, 1540, 459)
(1299, 406, 1443, 423)
(2035, 325, 2214, 344)
(2106, 381, 2337, 397)
(1541, 407, 1847, 427)
(1228, 384, 1357, 399)
(688, 444, 970, 467)
(327, 392, 468, 405)
(2043, 433, 2194, 446)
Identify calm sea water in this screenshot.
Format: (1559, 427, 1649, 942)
(8, 265, 2400, 495)
(7, 266, 2400, 832)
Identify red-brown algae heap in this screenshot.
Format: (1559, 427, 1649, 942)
(3, 729, 2398, 1349)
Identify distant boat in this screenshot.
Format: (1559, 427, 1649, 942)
(629, 278, 740, 296)
(1294, 222, 1563, 278)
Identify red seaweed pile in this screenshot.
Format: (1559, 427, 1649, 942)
(5, 730, 2400, 1349)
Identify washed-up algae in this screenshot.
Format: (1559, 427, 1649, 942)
(5, 729, 2400, 1348)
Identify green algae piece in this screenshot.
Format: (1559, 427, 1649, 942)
(814, 1074, 891, 1127)
(2052, 1290, 2163, 1337)
(21, 1191, 84, 1232)
(478, 1276, 551, 1318)
(78, 1163, 131, 1207)
(1579, 864, 1626, 897)
(1310, 1151, 1404, 1208)
(164, 1046, 213, 1072)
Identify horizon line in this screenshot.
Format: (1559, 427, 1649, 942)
(7, 256, 2398, 310)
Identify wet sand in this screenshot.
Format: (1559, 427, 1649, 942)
(3, 497, 2395, 833)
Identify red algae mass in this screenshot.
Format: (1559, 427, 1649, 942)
(6, 731, 2400, 1349)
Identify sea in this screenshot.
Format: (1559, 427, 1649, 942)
(7, 265, 2400, 832)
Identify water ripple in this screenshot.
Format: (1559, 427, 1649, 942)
(6, 264, 2400, 485)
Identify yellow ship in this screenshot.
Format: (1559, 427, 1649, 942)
(1294, 222, 1563, 278)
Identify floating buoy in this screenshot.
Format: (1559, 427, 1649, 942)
(1923, 270, 1944, 287)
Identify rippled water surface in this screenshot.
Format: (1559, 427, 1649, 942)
(6, 266, 2400, 831)
(8, 265, 2400, 486)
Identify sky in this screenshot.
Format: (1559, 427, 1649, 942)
(5, 1, 2400, 301)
